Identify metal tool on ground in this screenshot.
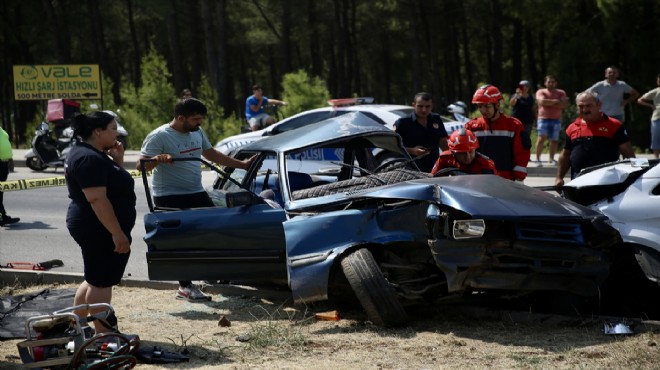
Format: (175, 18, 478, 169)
(16, 303, 140, 369)
(3, 259, 64, 271)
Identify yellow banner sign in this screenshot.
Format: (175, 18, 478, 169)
(13, 64, 102, 101)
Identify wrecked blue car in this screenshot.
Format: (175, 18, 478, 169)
(142, 112, 620, 326)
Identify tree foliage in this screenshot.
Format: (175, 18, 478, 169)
(280, 70, 331, 116)
(0, 0, 658, 150)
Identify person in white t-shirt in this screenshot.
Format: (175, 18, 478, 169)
(637, 74, 660, 158)
(587, 66, 639, 123)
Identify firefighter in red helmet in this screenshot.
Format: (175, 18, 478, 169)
(465, 84, 531, 181)
(431, 128, 497, 176)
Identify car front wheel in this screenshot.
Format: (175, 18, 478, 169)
(340, 248, 408, 326)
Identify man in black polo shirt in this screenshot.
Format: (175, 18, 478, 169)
(555, 91, 635, 185)
(394, 92, 449, 172)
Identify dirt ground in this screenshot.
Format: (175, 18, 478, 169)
(2, 282, 660, 369)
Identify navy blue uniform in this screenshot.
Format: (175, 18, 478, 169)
(395, 113, 448, 172)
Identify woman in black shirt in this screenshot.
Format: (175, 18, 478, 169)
(65, 111, 136, 334)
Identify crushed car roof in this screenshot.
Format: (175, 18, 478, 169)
(239, 111, 400, 153)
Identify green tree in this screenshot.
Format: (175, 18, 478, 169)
(119, 48, 176, 149)
(197, 74, 242, 145)
(280, 70, 330, 116)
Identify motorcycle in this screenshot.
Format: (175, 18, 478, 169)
(25, 122, 73, 171)
(24, 110, 128, 171)
(446, 101, 470, 123)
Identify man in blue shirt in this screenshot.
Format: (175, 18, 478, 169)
(245, 84, 287, 131)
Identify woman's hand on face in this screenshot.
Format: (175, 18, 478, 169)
(106, 141, 125, 160)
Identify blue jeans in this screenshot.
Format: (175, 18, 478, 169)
(536, 119, 561, 141)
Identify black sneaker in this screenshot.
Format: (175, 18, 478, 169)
(0, 215, 19, 226)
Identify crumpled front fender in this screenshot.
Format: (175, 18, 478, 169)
(284, 207, 420, 303)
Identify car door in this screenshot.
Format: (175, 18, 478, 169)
(145, 167, 288, 283)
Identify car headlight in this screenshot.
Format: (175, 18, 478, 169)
(452, 219, 485, 239)
(426, 204, 441, 238)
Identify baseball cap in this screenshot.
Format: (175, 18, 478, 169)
(518, 80, 530, 88)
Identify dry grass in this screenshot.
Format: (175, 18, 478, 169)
(1, 281, 660, 369)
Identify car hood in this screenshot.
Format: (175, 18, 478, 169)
(215, 130, 265, 153)
(564, 159, 654, 188)
(351, 175, 597, 219)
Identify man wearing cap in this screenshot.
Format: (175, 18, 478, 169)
(509, 80, 535, 136)
(535, 75, 568, 164)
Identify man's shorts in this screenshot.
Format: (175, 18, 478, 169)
(536, 119, 561, 141)
(248, 113, 272, 130)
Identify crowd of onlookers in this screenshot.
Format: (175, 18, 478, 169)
(395, 66, 659, 189)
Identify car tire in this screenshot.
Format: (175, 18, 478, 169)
(340, 248, 408, 327)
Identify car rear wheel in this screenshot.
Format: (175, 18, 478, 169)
(340, 248, 408, 326)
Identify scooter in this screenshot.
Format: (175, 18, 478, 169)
(446, 101, 470, 123)
(25, 121, 72, 171)
(24, 111, 128, 171)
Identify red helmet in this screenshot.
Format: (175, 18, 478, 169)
(448, 128, 479, 152)
(472, 84, 503, 104)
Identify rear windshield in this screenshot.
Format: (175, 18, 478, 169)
(388, 108, 414, 118)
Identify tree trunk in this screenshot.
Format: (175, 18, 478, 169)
(280, 0, 292, 77)
(408, 0, 422, 94)
(87, 0, 117, 106)
(349, 0, 360, 95)
(41, 0, 70, 63)
(307, 2, 322, 78)
(511, 19, 523, 88)
(380, 33, 392, 103)
(524, 28, 537, 89)
(199, 0, 220, 94)
(268, 45, 278, 93)
(420, 1, 441, 97)
(538, 30, 546, 79)
(334, 0, 351, 97)
(126, 0, 141, 88)
(460, 2, 473, 103)
(215, 0, 234, 117)
(449, 8, 462, 101)
(166, 0, 186, 96)
(489, 0, 503, 87)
